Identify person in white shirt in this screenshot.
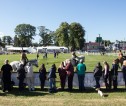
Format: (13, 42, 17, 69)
(25, 62, 35, 91)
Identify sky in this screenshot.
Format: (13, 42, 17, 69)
(0, 0, 126, 43)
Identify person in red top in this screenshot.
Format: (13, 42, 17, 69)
(63, 59, 74, 91)
(58, 62, 67, 90)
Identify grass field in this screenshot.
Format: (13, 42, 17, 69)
(1, 53, 126, 106)
(0, 53, 117, 72)
(0, 88, 126, 106)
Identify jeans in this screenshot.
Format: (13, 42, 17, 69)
(104, 75, 109, 89)
(49, 78, 56, 89)
(27, 77, 35, 91)
(78, 74, 85, 91)
(94, 77, 100, 88)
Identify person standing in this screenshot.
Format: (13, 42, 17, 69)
(48, 64, 57, 93)
(103, 61, 110, 90)
(54, 50, 56, 58)
(17, 64, 26, 91)
(37, 52, 39, 60)
(110, 60, 119, 90)
(1, 59, 13, 92)
(118, 50, 123, 66)
(25, 62, 35, 91)
(58, 62, 67, 90)
(71, 52, 79, 66)
(93, 62, 102, 90)
(20, 51, 28, 66)
(122, 60, 126, 89)
(39, 64, 47, 90)
(76, 59, 86, 91)
(64, 59, 74, 91)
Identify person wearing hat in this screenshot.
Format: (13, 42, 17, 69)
(1, 59, 13, 92)
(76, 59, 86, 91)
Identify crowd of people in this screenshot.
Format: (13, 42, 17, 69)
(0, 50, 126, 93)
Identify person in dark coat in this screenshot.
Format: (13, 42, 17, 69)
(58, 62, 67, 90)
(93, 62, 102, 89)
(1, 59, 13, 92)
(63, 59, 74, 91)
(37, 52, 39, 60)
(48, 64, 57, 92)
(110, 60, 119, 90)
(39, 64, 47, 90)
(17, 64, 26, 91)
(54, 50, 56, 58)
(122, 60, 126, 89)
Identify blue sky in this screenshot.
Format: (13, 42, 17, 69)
(0, 0, 126, 43)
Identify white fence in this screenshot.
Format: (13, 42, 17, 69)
(10, 72, 125, 87)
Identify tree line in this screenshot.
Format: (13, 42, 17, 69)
(0, 22, 85, 51)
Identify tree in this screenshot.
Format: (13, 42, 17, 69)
(0, 38, 3, 47)
(102, 40, 111, 47)
(55, 22, 85, 50)
(13, 35, 20, 46)
(2, 36, 13, 45)
(69, 22, 85, 50)
(14, 24, 36, 47)
(32, 42, 39, 47)
(55, 22, 69, 47)
(38, 26, 53, 46)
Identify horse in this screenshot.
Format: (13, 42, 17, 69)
(63, 55, 85, 67)
(71, 55, 85, 66)
(10, 59, 38, 72)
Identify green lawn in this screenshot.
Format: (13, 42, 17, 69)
(0, 53, 126, 106)
(0, 53, 117, 72)
(0, 88, 126, 106)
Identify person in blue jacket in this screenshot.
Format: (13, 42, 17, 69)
(48, 64, 57, 93)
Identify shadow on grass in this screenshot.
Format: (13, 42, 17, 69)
(0, 87, 49, 97)
(1, 87, 126, 97)
(58, 87, 126, 93)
